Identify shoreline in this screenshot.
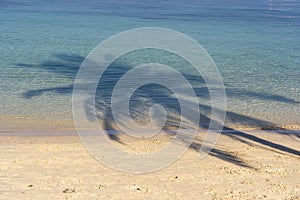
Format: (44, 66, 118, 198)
(1, 128, 300, 138)
(0, 128, 300, 135)
(1, 114, 300, 132)
(0, 127, 299, 137)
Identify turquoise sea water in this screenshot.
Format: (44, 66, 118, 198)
(0, 0, 299, 129)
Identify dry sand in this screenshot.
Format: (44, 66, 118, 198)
(0, 130, 299, 200)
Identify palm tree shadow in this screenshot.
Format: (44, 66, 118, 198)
(17, 52, 300, 167)
(222, 128, 300, 157)
(190, 142, 254, 168)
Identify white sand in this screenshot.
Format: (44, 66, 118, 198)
(0, 130, 299, 199)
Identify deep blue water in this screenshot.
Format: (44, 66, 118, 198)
(0, 0, 299, 129)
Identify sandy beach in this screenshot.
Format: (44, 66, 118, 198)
(1, 130, 299, 200)
(2, 0, 300, 199)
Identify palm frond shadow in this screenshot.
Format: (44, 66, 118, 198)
(17, 53, 300, 167)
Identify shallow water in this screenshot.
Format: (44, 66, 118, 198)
(0, 0, 299, 129)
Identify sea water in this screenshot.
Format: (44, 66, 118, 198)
(0, 0, 299, 129)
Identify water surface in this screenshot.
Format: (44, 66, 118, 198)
(1, 0, 299, 130)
